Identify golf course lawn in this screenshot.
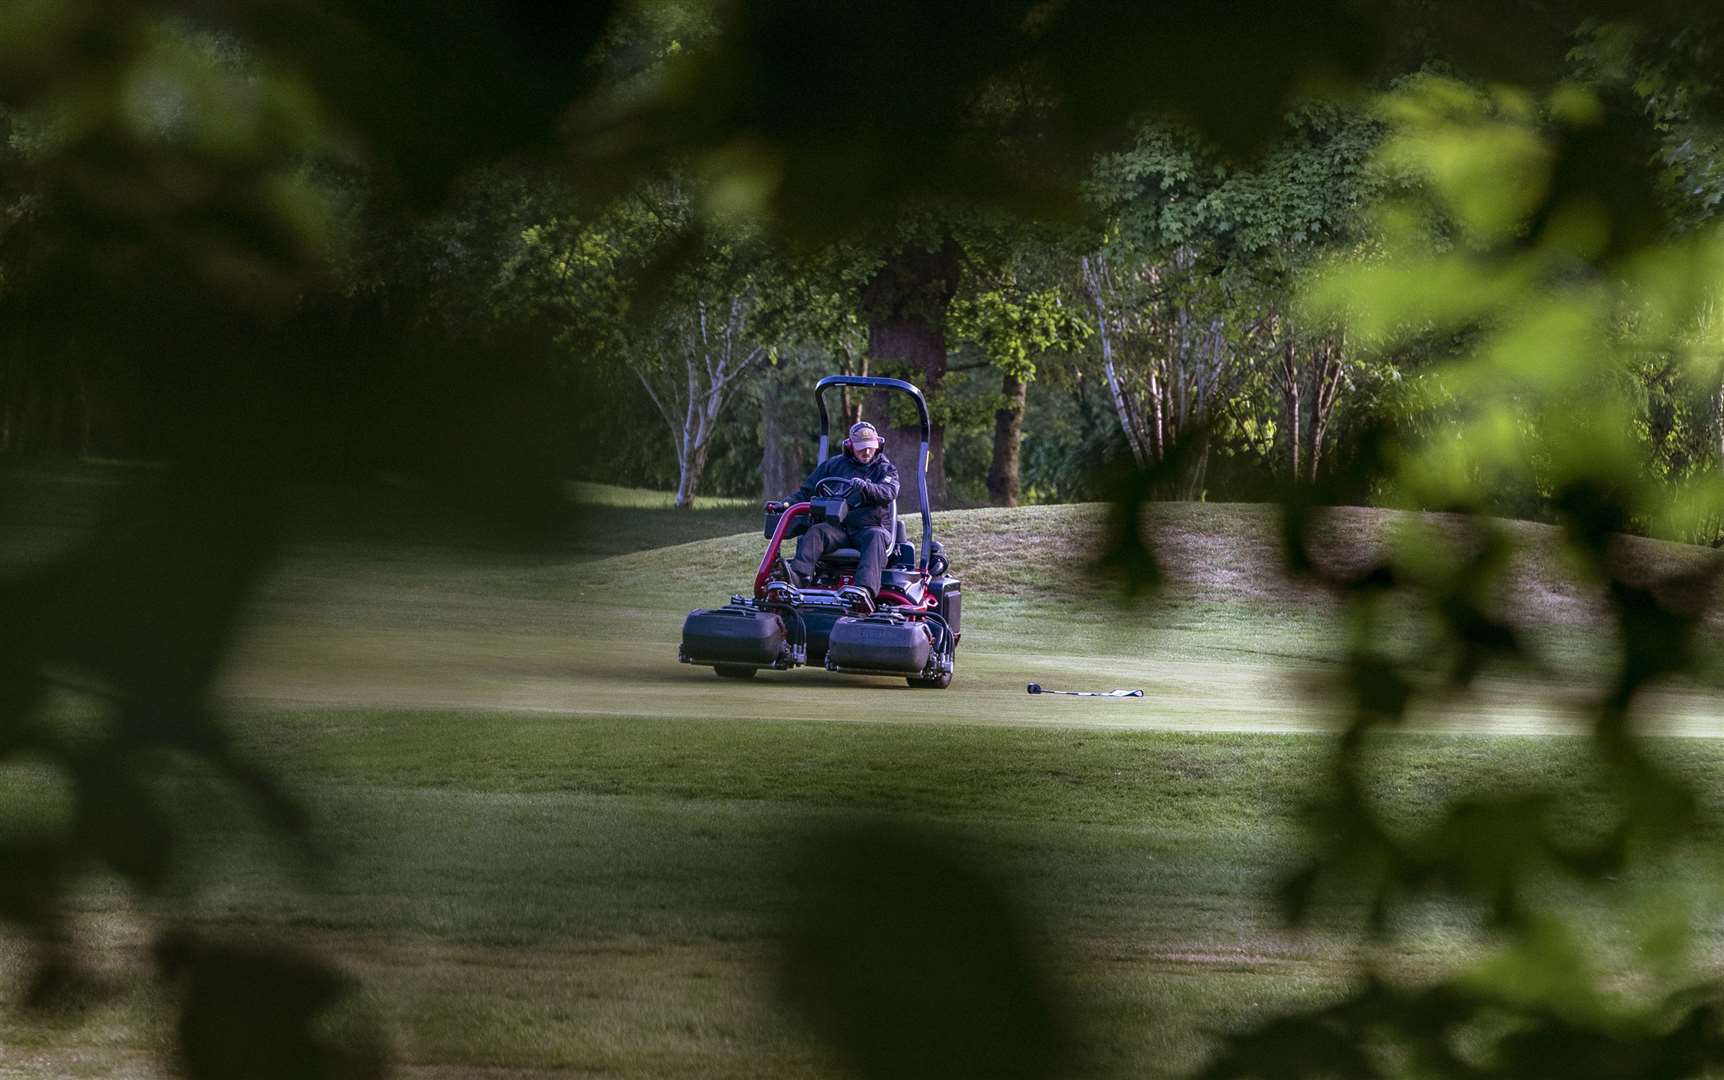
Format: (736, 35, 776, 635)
(5, 475, 1724, 1078)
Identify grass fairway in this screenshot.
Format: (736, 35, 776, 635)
(6, 473, 1724, 1077)
(12, 718, 1724, 1078)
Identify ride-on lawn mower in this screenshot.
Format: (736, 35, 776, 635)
(679, 375, 962, 688)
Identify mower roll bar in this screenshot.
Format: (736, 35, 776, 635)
(814, 374, 933, 572)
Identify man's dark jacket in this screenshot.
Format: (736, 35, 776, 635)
(791, 450, 900, 530)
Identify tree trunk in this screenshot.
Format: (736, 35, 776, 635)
(837, 350, 868, 428)
(73, 359, 92, 458)
(862, 237, 961, 510)
(987, 371, 1027, 506)
(1080, 255, 1149, 467)
(675, 438, 710, 509)
(1305, 338, 1342, 482)
(646, 298, 768, 511)
(0, 357, 12, 454)
(1177, 428, 1211, 500)
(1282, 339, 1301, 480)
(1713, 375, 1724, 468)
(760, 371, 805, 502)
(865, 321, 947, 511)
(1094, 304, 1146, 465)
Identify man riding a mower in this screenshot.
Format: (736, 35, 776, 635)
(780, 420, 899, 612)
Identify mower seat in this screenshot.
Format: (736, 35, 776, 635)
(887, 516, 915, 568)
(821, 547, 862, 569)
(815, 507, 907, 573)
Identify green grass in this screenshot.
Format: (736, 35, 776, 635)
(567, 482, 761, 561)
(0, 467, 762, 571)
(14, 715, 1724, 1077)
(7, 468, 1724, 1077)
(571, 482, 758, 510)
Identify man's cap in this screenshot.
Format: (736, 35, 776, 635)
(848, 421, 881, 448)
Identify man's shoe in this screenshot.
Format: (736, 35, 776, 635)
(774, 560, 803, 588)
(838, 585, 874, 614)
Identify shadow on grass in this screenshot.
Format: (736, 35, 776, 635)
(777, 818, 1075, 1080)
(571, 503, 761, 562)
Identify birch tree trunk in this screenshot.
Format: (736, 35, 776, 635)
(1304, 335, 1344, 482)
(1080, 254, 1149, 467)
(1714, 375, 1724, 469)
(1282, 338, 1302, 480)
(638, 297, 767, 510)
(1276, 330, 1348, 484)
(1083, 252, 1238, 501)
(986, 370, 1028, 506)
(676, 438, 712, 508)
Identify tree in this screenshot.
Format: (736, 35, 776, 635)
(1080, 104, 1383, 495)
(948, 276, 1091, 506)
(638, 283, 773, 508)
(1080, 245, 1261, 497)
(512, 180, 783, 508)
(752, 249, 872, 500)
(859, 233, 963, 509)
(1273, 325, 1348, 482)
(1195, 70, 1724, 1078)
(755, 353, 812, 502)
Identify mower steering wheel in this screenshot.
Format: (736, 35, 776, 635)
(814, 477, 856, 498)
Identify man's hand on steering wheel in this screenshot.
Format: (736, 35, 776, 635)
(813, 476, 882, 508)
(814, 476, 857, 503)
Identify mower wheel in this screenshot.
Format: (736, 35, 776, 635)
(907, 670, 952, 690)
(714, 664, 757, 679)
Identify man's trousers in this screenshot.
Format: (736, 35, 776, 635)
(790, 522, 893, 596)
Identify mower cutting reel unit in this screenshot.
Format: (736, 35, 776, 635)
(679, 375, 962, 688)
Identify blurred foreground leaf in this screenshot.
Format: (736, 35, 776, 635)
(157, 931, 390, 1080)
(778, 821, 1073, 1080)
